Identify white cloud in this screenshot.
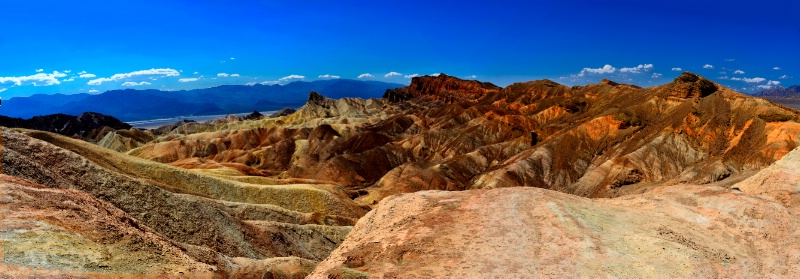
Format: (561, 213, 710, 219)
(703, 64, 714, 69)
(260, 80, 279, 85)
(619, 64, 654, 74)
(64, 70, 71, 73)
(779, 75, 789, 79)
(384, 72, 402, 78)
(431, 73, 441, 77)
(79, 73, 96, 78)
(742, 77, 766, 83)
(88, 68, 180, 85)
(231, 74, 240, 77)
(719, 76, 729, 80)
(671, 68, 682, 71)
(465, 75, 477, 79)
(230, 57, 235, 60)
(318, 74, 340, 79)
(757, 85, 772, 89)
(404, 74, 420, 79)
(730, 77, 742, 81)
(0, 88, 6, 93)
(121, 81, 151, 86)
(89, 89, 99, 93)
(63, 78, 75, 82)
(651, 73, 663, 78)
(217, 73, 229, 77)
(773, 67, 781, 70)
(578, 64, 616, 76)
(725, 58, 735, 62)
(0, 71, 68, 87)
(279, 74, 305, 81)
(78, 71, 87, 75)
(357, 73, 374, 79)
(734, 70, 745, 74)
(767, 80, 780, 86)
(35, 69, 44, 73)
(179, 78, 200, 83)
(193, 72, 199, 75)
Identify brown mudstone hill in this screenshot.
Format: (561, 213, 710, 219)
(383, 73, 501, 102)
(130, 72, 800, 204)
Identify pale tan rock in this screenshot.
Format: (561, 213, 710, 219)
(312, 186, 800, 278)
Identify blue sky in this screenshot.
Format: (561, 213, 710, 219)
(0, 0, 797, 98)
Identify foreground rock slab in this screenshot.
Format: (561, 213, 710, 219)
(311, 186, 800, 278)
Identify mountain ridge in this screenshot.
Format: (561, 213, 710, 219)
(1, 79, 404, 121)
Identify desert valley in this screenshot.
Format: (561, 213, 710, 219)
(2, 1, 798, 277)
(2, 73, 799, 278)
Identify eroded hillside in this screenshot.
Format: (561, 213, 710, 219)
(129, 73, 800, 205)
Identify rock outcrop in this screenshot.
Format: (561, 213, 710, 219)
(269, 108, 297, 118)
(97, 127, 156, 152)
(311, 184, 800, 278)
(383, 73, 501, 102)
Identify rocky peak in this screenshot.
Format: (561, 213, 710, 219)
(600, 79, 619, 86)
(244, 110, 263, 120)
(383, 73, 501, 103)
(669, 72, 719, 98)
(308, 91, 326, 105)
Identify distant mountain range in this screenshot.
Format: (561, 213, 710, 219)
(0, 79, 404, 121)
(753, 85, 800, 110)
(753, 85, 800, 97)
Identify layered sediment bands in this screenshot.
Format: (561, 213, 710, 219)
(97, 127, 156, 152)
(131, 73, 800, 201)
(0, 175, 213, 274)
(383, 73, 502, 102)
(310, 185, 800, 278)
(1, 129, 363, 276)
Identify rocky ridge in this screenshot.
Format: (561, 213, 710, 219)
(0, 112, 131, 141)
(131, 73, 800, 204)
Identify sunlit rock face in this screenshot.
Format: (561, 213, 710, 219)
(310, 184, 800, 278)
(132, 72, 800, 203)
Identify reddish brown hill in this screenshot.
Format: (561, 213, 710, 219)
(130, 73, 800, 203)
(383, 74, 501, 102)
